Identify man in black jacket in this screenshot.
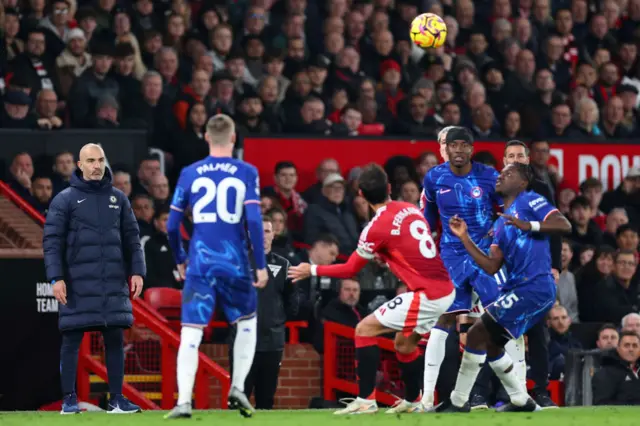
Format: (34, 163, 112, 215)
(231, 215, 301, 409)
(43, 144, 145, 414)
(143, 205, 181, 292)
(502, 140, 560, 408)
(592, 331, 640, 405)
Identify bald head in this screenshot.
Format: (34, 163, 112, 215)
(78, 143, 106, 181)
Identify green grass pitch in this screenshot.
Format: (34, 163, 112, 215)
(1, 407, 638, 426)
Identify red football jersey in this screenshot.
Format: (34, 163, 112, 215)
(356, 201, 453, 299)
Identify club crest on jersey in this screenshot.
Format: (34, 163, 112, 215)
(470, 186, 483, 199)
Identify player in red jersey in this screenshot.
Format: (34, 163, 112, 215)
(289, 164, 455, 415)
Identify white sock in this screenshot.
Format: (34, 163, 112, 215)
(489, 352, 529, 406)
(421, 327, 449, 405)
(450, 350, 486, 407)
(232, 316, 257, 392)
(177, 327, 203, 405)
(504, 336, 527, 388)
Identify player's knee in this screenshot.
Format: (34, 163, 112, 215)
(180, 326, 204, 347)
(394, 336, 414, 355)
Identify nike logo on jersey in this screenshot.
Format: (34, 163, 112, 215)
(439, 189, 451, 194)
(77, 199, 86, 204)
(268, 264, 282, 277)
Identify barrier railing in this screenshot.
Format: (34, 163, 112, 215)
(323, 320, 565, 406)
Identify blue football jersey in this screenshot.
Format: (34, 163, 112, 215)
(491, 190, 559, 290)
(170, 156, 263, 278)
(423, 162, 501, 259)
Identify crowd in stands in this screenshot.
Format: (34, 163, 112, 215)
(1, 0, 639, 406)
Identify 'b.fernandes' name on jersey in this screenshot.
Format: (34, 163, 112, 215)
(391, 207, 423, 236)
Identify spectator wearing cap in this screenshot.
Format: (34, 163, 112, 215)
(235, 88, 270, 134)
(8, 28, 60, 100)
(173, 68, 212, 130)
(1, 90, 37, 128)
(67, 42, 118, 127)
(618, 84, 638, 130)
(309, 55, 330, 102)
(601, 167, 640, 221)
(111, 42, 142, 97)
(38, 0, 73, 59)
(75, 7, 98, 45)
(379, 59, 404, 118)
(90, 94, 120, 128)
(56, 28, 92, 98)
(35, 89, 64, 130)
(2, 8, 24, 62)
(303, 173, 359, 255)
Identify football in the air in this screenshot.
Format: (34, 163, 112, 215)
(409, 13, 447, 49)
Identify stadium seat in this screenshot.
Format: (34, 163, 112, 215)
(358, 123, 385, 136)
(144, 288, 183, 333)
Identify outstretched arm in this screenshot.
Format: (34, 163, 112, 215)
(288, 251, 369, 282)
(499, 210, 572, 234)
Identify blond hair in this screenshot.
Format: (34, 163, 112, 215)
(206, 114, 235, 145)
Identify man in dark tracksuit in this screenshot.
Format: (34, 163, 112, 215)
(43, 144, 146, 414)
(230, 216, 301, 409)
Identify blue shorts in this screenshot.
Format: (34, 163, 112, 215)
(486, 276, 556, 339)
(181, 274, 257, 326)
(443, 256, 499, 314)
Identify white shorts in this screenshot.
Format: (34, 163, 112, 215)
(468, 291, 485, 319)
(374, 290, 456, 335)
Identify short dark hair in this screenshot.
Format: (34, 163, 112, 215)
(154, 204, 170, 219)
(504, 140, 529, 156)
(561, 238, 574, 251)
(598, 323, 618, 336)
(569, 195, 590, 210)
(446, 127, 474, 144)
(529, 140, 549, 149)
(274, 161, 296, 174)
(132, 193, 154, 203)
(358, 163, 389, 205)
(32, 175, 52, 183)
(416, 151, 437, 165)
(442, 101, 460, 111)
(579, 177, 603, 193)
(312, 233, 340, 249)
(510, 162, 533, 186)
(614, 248, 637, 262)
(616, 223, 638, 238)
(341, 104, 361, 117)
(262, 214, 273, 224)
(619, 330, 640, 343)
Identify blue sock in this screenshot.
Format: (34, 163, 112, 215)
(60, 330, 84, 396)
(102, 328, 125, 396)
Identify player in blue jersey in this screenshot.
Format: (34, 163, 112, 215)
(419, 127, 503, 409)
(164, 114, 268, 419)
(441, 162, 571, 413)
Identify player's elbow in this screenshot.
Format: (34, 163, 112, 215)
(561, 218, 572, 234)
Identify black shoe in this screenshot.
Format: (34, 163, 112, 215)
(435, 400, 471, 413)
(470, 395, 489, 411)
(534, 393, 558, 409)
(495, 398, 540, 413)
